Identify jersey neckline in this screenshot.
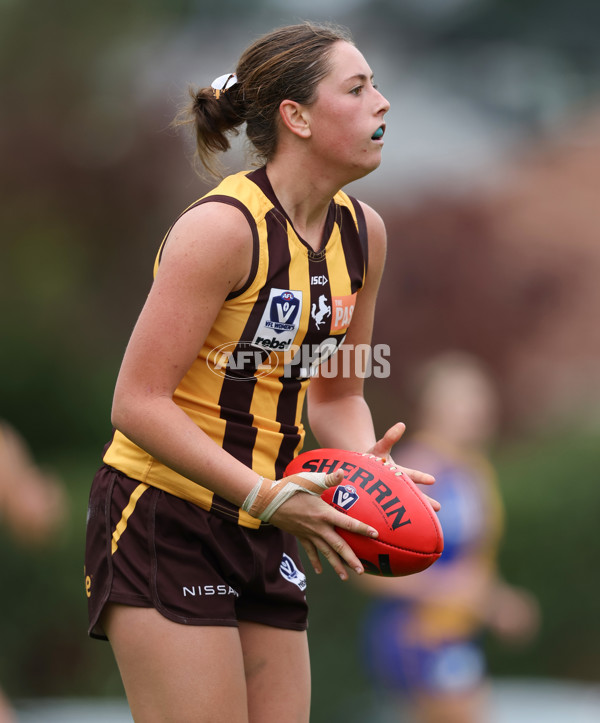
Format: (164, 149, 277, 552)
(246, 166, 339, 257)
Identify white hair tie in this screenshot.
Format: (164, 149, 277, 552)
(211, 73, 238, 99)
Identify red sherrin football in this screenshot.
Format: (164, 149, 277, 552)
(285, 448, 443, 577)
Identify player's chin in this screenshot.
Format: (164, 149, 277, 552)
(371, 156, 383, 173)
(350, 156, 383, 182)
(364, 148, 385, 170)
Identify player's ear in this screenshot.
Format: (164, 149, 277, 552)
(279, 100, 312, 139)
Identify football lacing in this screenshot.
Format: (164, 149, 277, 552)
(359, 452, 404, 477)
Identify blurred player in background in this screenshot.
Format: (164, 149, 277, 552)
(0, 421, 67, 723)
(356, 352, 540, 723)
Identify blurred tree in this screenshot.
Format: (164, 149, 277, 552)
(357, 0, 598, 131)
(1, 0, 278, 453)
(0, 1, 189, 450)
(436, 0, 600, 68)
(361, 0, 600, 69)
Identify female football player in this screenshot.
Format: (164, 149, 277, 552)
(0, 422, 67, 722)
(358, 353, 539, 723)
(85, 22, 436, 722)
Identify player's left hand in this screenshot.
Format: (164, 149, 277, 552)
(366, 422, 441, 511)
(487, 583, 541, 645)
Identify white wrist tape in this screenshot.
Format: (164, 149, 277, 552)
(241, 472, 334, 522)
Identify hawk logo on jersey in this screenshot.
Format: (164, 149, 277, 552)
(311, 294, 331, 329)
(331, 484, 359, 511)
(252, 289, 303, 351)
(279, 553, 307, 591)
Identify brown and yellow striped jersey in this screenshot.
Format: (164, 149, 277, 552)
(103, 167, 369, 527)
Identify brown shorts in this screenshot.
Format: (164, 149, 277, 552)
(85, 464, 309, 640)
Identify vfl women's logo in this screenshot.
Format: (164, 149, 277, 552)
(252, 289, 303, 351)
(332, 484, 359, 511)
(268, 291, 301, 334)
(279, 553, 307, 591)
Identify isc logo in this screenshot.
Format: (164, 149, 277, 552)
(332, 484, 359, 511)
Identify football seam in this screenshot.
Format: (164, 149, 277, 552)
(352, 451, 443, 553)
(400, 476, 444, 552)
(359, 535, 442, 557)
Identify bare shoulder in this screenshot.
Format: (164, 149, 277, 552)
(159, 200, 254, 293)
(164, 200, 253, 258)
(357, 200, 387, 281)
(358, 200, 386, 235)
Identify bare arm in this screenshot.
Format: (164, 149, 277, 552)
(354, 556, 539, 642)
(111, 202, 260, 505)
(0, 422, 67, 545)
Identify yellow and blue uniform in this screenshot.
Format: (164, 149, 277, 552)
(361, 433, 504, 694)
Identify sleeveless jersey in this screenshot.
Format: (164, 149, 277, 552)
(103, 167, 369, 528)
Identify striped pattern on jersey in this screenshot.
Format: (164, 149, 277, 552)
(104, 167, 368, 528)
